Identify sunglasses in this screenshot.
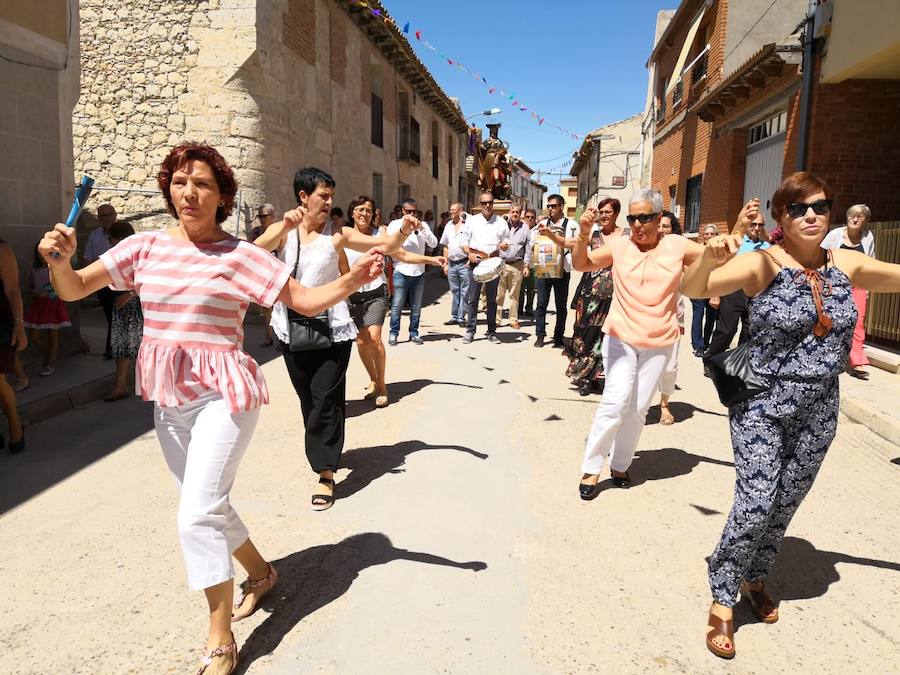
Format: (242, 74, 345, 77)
(480, 201, 494, 205)
(786, 199, 832, 218)
(402, 208, 416, 214)
(548, 203, 562, 209)
(625, 212, 659, 225)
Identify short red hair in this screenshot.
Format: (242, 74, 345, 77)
(597, 197, 621, 215)
(770, 171, 832, 222)
(157, 142, 237, 224)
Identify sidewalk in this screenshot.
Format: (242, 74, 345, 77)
(837, 358, 900, 445)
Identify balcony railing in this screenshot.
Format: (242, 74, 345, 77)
(655, 44, 710, 126)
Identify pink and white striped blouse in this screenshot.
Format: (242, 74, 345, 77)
(100, 231, 291, 412)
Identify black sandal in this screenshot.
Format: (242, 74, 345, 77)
(579, 475, 601, 500)
(311, 476, 335, 511)
(611, 471, 631, 489)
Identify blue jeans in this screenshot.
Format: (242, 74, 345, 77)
(390, 271, 425, 338)
(447, 261, 471, 322)
(690, 298, 718, 353)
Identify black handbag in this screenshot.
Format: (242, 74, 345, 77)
(286, 235, 333, 352)
(708, 336, 805, 407)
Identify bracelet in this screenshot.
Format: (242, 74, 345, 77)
(15, 318, 25, 324)
(577, 233, 590, 243)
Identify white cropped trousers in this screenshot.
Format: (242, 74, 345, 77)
(154, 392, 259, 591)
(581, 335, 677, 475)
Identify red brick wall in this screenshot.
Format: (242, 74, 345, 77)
(283, 0, 316, 66)
(700, 128, 745, 231)
(807, 78, 900, 220)
(330, 11, 346, 86)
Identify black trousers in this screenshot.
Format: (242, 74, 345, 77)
(97, 286, 116, 356)
(279, 339, 353, 473)
(535, 273, 570, 342)
(466, 276, 499, 335)
(706, 290, 750, 359)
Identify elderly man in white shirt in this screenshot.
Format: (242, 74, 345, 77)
(460, 191, 510, 344)
(439, 202, 471, 326)
(386, 198, 438, 345)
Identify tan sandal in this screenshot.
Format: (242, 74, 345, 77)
(375, 394, 389, 408)
(232, 563, 278, 622)
(196, 634, 237, 674)
(659, 407, 674, 425)
(706, 610, 735, 659)
(363, 382, 377, 400)
(741, 580, 779, 623)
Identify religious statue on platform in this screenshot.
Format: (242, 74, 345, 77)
(478, 123, 511, 200)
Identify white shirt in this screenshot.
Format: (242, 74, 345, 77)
(386, 218, 437, 276)
(439, 220, 468, 261)
(344, 226, 386, 292)
(526, 216, 579, 272)
(460, 213, 509, 256)
(84, 226, 111, 262)
(821, 226, 876, 257)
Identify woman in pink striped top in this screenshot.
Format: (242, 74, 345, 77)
(39, 143, 384, 674)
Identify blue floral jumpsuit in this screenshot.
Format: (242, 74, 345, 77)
(708, 252, 857, 606)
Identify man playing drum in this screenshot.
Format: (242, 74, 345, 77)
(460, 191, 510, 344)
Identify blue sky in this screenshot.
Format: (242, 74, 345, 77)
(383, 0, 675, 194)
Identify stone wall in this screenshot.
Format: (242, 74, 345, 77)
(74, 0, 466, 236)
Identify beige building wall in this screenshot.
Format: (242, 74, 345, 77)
(820, 0, 900, 83)
(558, 177, 578, 220)
(0, 0, 80, 279)
(572, 114, 642, 229)
(73, 0, 467, 236)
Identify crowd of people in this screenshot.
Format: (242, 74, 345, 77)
(1, 134, 896, 671)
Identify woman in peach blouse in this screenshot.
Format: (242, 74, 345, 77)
(545, 190, 707, 499)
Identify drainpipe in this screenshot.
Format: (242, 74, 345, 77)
(795, 0, 817, 171)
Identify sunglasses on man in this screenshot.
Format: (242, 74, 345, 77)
(625, 212, 659, 225)
(785, 199, 832, 219)
(480, 200, 494, 205)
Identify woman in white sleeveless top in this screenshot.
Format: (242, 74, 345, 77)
(344, 195, 444, 408)
(253, 169, 412, 510)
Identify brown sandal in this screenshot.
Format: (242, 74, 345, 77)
(706, 610, 735, 659)
(196, 634, 237, 674)
(741, 580, 779, 623)
(232, 563, 278, 622)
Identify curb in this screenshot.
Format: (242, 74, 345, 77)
(18, 373, 118, 427)
(840, 394, 900, 447)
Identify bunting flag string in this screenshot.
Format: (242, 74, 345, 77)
(353, 1, 583, 140)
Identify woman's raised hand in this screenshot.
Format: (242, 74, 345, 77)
(39, 224, 77, 267)
(703, 234, 742, 265)
(579, 208, 598, 233)
(282, 206, 308, 231)
(732, 198, 760, 236)
(349, 247, 385, 284)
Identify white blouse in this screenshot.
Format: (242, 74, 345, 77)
(270, 223, 358, 344)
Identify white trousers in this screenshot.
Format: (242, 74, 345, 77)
(155, 392, 260, 590)
(581, 335, 677, 475)
(659, 337, 680, 397)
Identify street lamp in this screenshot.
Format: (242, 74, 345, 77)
(465, 107, 502, 121)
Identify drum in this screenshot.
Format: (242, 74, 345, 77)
(472, 257, 503, 283)
(532, 235, 564, 278)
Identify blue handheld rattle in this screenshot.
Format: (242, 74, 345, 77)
(52, 175, 94, 259)
(66, 175, 95, 228)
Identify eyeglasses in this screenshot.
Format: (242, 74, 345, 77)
(786, 199, 832, 218)
(480, 201, 494, 205)
(625, 212, 659, 225)
(402, 208, 416, 214)
(258, 213, 274, 219)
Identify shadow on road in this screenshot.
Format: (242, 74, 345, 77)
(346, 379, 483, 418)
(629, 446, 734, 486)
(645, 401, 729, 424)
(235, 532, 486, 673)
(715, 536, 900, 633)
(336, 440, 488, 499)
